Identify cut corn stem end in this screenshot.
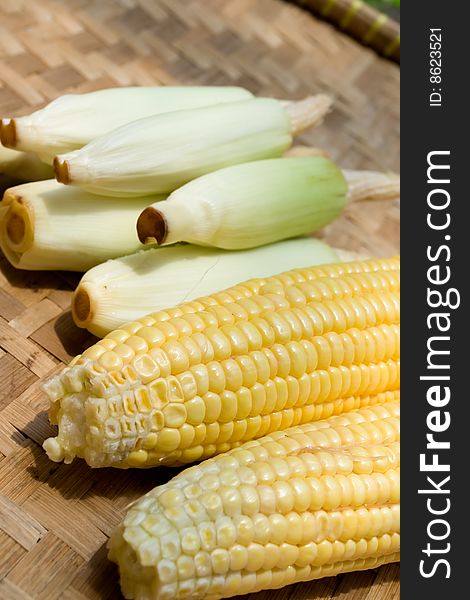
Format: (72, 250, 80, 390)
(0, 118, 17, 148)
(0, 192, 34, 253)
(53, 156, 71, 185)
(285, 95, 332, 135)
(72, 285, 93, 328)
(136, 207, 168, 245)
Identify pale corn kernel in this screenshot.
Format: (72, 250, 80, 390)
(171, 317, 194, 337)
(159, 488, 185, 508)
(274, 378, 288, 412)
(148, 348, 171, 378)
(206, 362, 226, 393)
(131, 355, 159, 383)
(241, 384, 263, 419)
(191, 333, 215, 363)
(221, 359, 242, 392)
(174, 423, 194, 449)
(141, 514, 172, 537)
(249, 351, 270, 385)
(127, 449, 148, 466)
(181, 445, 204, 463)
(137, 326, 165, 347)
(279, 409, 294, 431)
(291, 478, 312, 512)
(198, 522, 217, 552)
(271, 344, 290, 379)
(188, 365, 209, 397)
(276, 543, 299, 570)
(99, 351, 123, 371)
(173, 373, 196, 402)
(224, 572, 242, 597)
(157, 428, 181, 452)
(161, 340, 190, 375)
(156, 321, 179, 341)
(232, 387, 250, 420)
(177, 555, 195, 580)
(191, 424, 207, 446)
(157, 559, 177, 584)
(286, 377, 300, 409)
(249, 317, 275, 347)
(98, 338, 118, 351)
(214, 489, 239, 519)
(125, 335, 148, 355)
(286, 341, 307, 378)
(185, 397, 206, 425)
(258, 485, 277, 515)
(211, 548, 230, 574)
(218, 391, 238, 423)
(245, 542, 265, 572)
(113, 343, 135, 362)
(221, 325, 249, 355)
(160, 532, 181, 560)
(184, 497, 207, 522)
(272, 480, 294, 513)
(225, 420, 244, 443)
(205, 328, 231, 361)
(163, 404, 187, 428)
(217, 422, 234, 443)
(140, 433, 158, 450)
(150, 410, 164, 432)
(200, 422, 218, 445)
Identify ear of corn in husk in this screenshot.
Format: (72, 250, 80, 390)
(72, 239, 340, 337)
(0, 86, 253, 163)
(42, 256, 400, 468)
(136, 160, 399, 249)
(0, 144, 53, 182)
(0, 179, 164, 271)
(108, 400, 399, 600)
(53, 96, 332, 197)
(136, 157, 347, 249)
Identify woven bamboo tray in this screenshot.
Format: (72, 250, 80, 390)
(0, 1, 400, 599)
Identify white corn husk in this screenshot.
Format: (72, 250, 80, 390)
(0, 144, 53, 181)
(136, 157, 347, 250)
(53, 95, 332, 197)
(0, 179, 163, 271)
(0, 86, 253, 163)
(72, 238, 339, 337)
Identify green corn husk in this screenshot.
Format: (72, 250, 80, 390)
(0, 86, 253, 163)
(136, 157, 348, 250)
(71, 238, 339, 337)
(0, 179, 163, 271)
(53, 96, 332, 197)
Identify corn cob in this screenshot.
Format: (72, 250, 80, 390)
(136, 159, 400, 248)
(108, 400, 400, 600)
(0, 144, 53, 183)
(0, 86, 253, 163)
(72, 239, 340, 337)
(43, 257, 400, 468)
(52, 95, 332, 197)
(0, 180, 164, 271)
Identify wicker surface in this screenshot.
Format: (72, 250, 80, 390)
(0, 1, 400, 599)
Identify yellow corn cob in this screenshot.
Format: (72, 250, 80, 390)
(108, 401, 400, 600)
(42, 257, 400, 468)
